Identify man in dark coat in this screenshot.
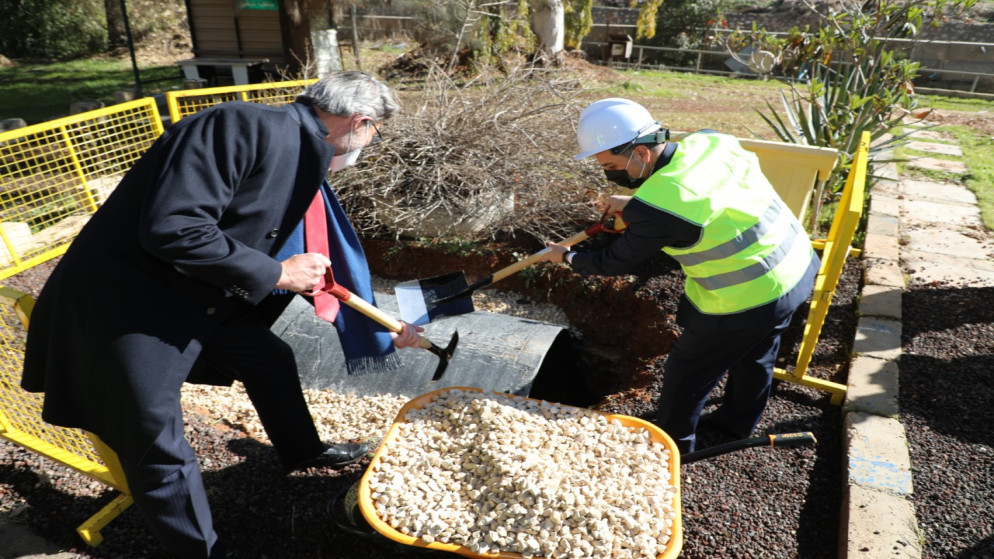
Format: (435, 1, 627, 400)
(20, 71, 421, 558)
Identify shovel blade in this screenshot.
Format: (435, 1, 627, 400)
(395, 271, 475, 325)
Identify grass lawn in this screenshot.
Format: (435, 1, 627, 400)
(0, 57, 185, 124)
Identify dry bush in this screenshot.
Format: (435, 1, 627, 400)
(334, 60, 607, 245)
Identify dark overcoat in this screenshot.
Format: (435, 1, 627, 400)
(21, 100, 334, 456)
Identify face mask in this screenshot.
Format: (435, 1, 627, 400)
(603, 151, 648, 188)
(329, 147, 362, 171)
(604, 169, 634, 188)
(328, 123, 364, 171)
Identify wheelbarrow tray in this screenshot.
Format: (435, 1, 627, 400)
(357, 386, 684, 559)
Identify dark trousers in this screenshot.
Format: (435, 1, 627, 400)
(113, 310, 324, 558)
(655, 312, 793, 453)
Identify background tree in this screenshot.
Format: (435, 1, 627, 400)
(105, 0, 128, 51)
(277, 0, 313, 76)
(0, 0, 106, 59)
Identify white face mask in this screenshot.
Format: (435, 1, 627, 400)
(328, 122, 366, 171)
(329, 147, 362, 171)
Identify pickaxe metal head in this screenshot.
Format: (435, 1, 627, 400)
(426, 330, 459, 382)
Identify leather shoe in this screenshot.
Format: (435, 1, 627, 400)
(285, 442, 369, 474)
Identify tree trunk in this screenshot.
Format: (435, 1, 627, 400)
(105, 0, 127, 51)
(277, 0, 312, 77)
(530, 0, 565, 58)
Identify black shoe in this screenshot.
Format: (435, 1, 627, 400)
(286, 442, 369, 474)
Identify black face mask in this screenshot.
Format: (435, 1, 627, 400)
(604, 169, 648, 189)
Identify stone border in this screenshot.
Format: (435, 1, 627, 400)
(841, 158, 923, 559)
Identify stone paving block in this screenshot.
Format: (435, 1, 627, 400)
(869, 193, 902, 218)
(864, 258, 905, 288)
(845, 412, 913, 495)
(863, 232, 900, 262)
(843, 485, 921, 559)
(905, 140, 963, 156)
(854, 317, 901, 360)
(866, 213, 898, 236)
(859, 285, 901, 319)
(902, 250, 994, 288)
(904, 227, 994, 260)
(876, 161, 899, 183)
(901, 198, 982, 228)
(846, 357, 900, 417)
(871, 177, 901, 197)
(909, 129, 956, 142)
(901, 179, 977, 205)
(905, 157, 968, 175)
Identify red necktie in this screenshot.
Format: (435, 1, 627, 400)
(304, 190, 340, 322)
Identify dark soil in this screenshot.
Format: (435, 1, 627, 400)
(1, 235, 861, 559)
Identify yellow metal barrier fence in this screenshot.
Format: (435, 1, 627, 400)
(165, 78, 317, 123)
(0, 286, 133, 545)
(0, 98, 164, 281)
(774, 131, 871, 404)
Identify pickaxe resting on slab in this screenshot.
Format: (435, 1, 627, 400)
(307, 268, 458, 381)
(395, 210, 625, 325)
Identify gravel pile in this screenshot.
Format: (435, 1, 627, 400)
(1, 257, 991, 558)
(900, 282, 994, 559)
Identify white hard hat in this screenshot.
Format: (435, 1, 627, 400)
(574, 98, 662, 160)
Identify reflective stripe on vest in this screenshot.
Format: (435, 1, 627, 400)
(635, 133, 813, 315)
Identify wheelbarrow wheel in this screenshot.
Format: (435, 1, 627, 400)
(329, 482, 439, 555)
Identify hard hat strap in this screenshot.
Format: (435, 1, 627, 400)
(610, 126, 671, 155)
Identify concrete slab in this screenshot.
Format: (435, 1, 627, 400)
(905, 140, 963, 156)
(863, 232, 901, 262)
(865, 212, 898, 237)
(905, 157, 968, 175)
(859, 285, 902, 320)
(853, 318, 901, 360)
(903, 227, 994, 260)
(843, 485, 921, 559)
(863, 258, 906, 288)
(871, 177, 901, 197)
(869, 194, 902, 218)
(846, 357, 900, 417)
(909, 129, 956, 142)
(901, 179, 977, 205)
(902, 250, 994, 288)
(901, 198, 982, 228)
(845, 413, 913, 495)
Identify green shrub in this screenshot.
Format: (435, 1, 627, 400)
(0, 0, 106, 59)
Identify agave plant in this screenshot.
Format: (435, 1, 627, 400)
(754, 54, 929, 230)
(738, 0, 975, 230)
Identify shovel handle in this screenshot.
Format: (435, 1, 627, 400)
(338, 296, 434, 351)
(489, 229, 595, 284)
(681, 432, 817, 464)
(308, 271, 434, 351)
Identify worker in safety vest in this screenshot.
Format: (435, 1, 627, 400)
(540, 98, 819, 453)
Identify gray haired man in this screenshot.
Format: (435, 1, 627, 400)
(21, 71, 420, 558)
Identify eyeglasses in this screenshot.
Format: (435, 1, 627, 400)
(368, 121, 383, 145)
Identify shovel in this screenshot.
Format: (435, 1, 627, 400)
(307, 267, 459, 382)
(395, 210, 625, 325)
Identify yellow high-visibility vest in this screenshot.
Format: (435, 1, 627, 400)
(635, 133, 814, 315)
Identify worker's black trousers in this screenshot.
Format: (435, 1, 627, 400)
(113, 311, 325, 558)
(655, 311, 794, 454)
